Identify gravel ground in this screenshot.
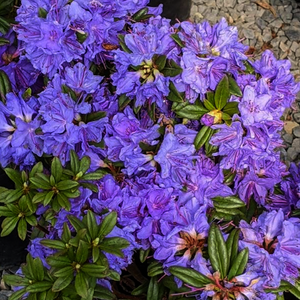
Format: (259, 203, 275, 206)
(0, 1, 299, 299)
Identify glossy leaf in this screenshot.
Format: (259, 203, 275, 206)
(194, 126, 213, 151)
(215, 75, 230, 110)
(228, 248, 249, 280)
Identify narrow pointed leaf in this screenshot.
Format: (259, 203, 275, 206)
(228, 248, 249, 280)
(215, 75, 230, 110)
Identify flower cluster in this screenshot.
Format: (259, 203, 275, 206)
(0, 0, 300, 299)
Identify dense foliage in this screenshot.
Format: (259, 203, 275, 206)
(0, 0, 300, 299)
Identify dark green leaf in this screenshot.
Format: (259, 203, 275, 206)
(46, 256, 72, 268)
(41, 239, 66, 250)
(94, 285, 117, 300)
(171, 33, 185, 47)
(99, 237, 130, 257)
(61, 222, 71, 243)
(85, 111, 106, 123)
(147, 277, 159, 300)
(52, 273, 73, 292)
(215, 75, 230, 110)
(0, 37, 10, 46)
(213, 196, 245, 209)
(175, 102, 208, 120)
(4, 168, 22, 187)
(54, 266, 73, 278)
(5, 189, 23, 204)
(0, 206, 14, 217)
(208, 223, 229, 279)
(118, 94, 131, 111)
(0, 17, 10, 35)
(140, 248, 150, 263)
(56, 180, 79, 191)
(79, 156, 91, 174)
(228, 76, 242, 97)
(70, 150, 80, 174)
(118, 34, 132, 53)
(132, 7, 148, 21)
(228, 248, 249, 280)
(86, 210, 98, 240)
(17, 217, 27, 241)
(225, 229, 240, 266)
(51, 157, 63, 182)
(6, 288, 27, 300)
(203, 99, 216, 110)
(154, 54, 167, 71)
(169, 266, 212, 288)
(38, 7, 48, 18)
(30, 162, 43, 178)
(30, 175, 51, 190)
(81, 264, 107, 277)
(98, 211, 117, 239)
(25, 215, 37, 227)
(67, 215, 85, 232)
(194, 126, 213, 150)
(147, 261, 163, 277)
(26, 281, 53, 293)
(1, 216, 19, 237)
(76, 240, 89, 264)
(75, 272, 89, 298)
(3, 274, 30, 287)
(167, 81, 184, 103)
(131, 281, 148, 296)
(161, 59, 183, 77)
(80, 170, 107, 181)
(222, 102, 239, 116)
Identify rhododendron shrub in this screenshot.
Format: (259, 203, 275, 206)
(0, 0, 300, 299)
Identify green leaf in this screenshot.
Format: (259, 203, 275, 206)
(5, 189, 23, 204)
(147, 276, 159, 300)
(154, 54, 167, 71)
(25, 215, 37, 227)
(194, 126, 213, 151)
(41, 239, 66, 250)
(213, 196, 245, 209)
(85, 111, 106, 123)
(215, 75, 230, 110)
(108, 270, 120, 281)
(228, 76, 242, 97)
(175, 101, 208, 120)
(132, 7, 148, 21)
(68, 215, 85, 232)
(54, 266, 73, 278)
(86, 210, 98, 239)
(51, 157, 63, 182)
(46, 255, 72, 268)
(43, 190, 55, 206)
(81, 264, 107, 277)
(1, 216, 19, 237)
(139, 248, 150, 263)
(167, 81, 184, 103)
(3, 274, 30, 287)
(75, 272, 89, 298)
(38, 7, 48, 18)
(33, 258, 45, 282)
(76, 240, 89, 264)
(80, 170, 107, 181)
(30, 162, 44, 178)
(56, 180, 79, 191)
(70, 150, 80, 174)
(168, 266, 212, 288)
(208, 223, 229, 279)
(26, 281, 53, 293)
(0, 206, 14, 217)
(32, 191, 48, 204)
(147, 261, 164, 277)
(225, 229, 240, 266)
(222, 102, 239, 116)
(0, 37, 9, 46)
(118, 34, 132, 53)
(94, 285, 117, 300)
(118, 94, 131, 111)
(30, 175, 51, 190)
(227, 248, 249, 280)
(61, 222, 71, 243)
(98, 211, 117, 239)
(171, 33, 185, 47)
(4, 168, 22, 187)
(99, 237, 130, 257)
(203, 99, 216, 110)
(0, 17, 10, 34)
(6, 288, 27, 300)
(131, 281, 148, 296)
(52, 273, 73, 292)
(17, 217, 27, 240)
(79, 156, 91, 174)
(161, 59, 183, 77)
